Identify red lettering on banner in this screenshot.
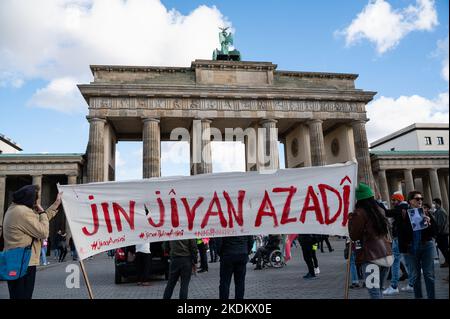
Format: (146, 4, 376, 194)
(112, 201, 135, 232)
(181, 197, 204, 231)
(318, 184, 342, 225)
(170, 197, 180, 228)
(82, 195, 100, 236)
(147, 192, 165, 227)
(223, 190, 245, 228)
(299, 186, 324, 224)
(255, 190, 279, 227)
(342, 184, 351, 226)
(273, 186, 297, 225)
(101, 203, 113, 233)
(201, 192, 228, 229)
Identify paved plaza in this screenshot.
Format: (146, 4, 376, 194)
(1, 238, 448, 300)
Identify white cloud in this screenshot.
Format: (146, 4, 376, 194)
(366, 92, 449, 142)
(338, 0, 438, 54)
(0, 0, 230, 112)
(27, 77, 84, 113)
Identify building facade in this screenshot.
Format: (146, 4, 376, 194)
(370, 123, 449, 210)
(0, 134, 22, 154)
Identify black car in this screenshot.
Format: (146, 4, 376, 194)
(114, 242, 169, 284)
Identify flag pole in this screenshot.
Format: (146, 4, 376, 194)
(344, 239, 353, 299)
(79, 259, 95, 299)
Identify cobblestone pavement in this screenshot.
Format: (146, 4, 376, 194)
(1, 238, 448, 299)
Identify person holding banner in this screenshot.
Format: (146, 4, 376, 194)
(163, 239, 198, 299)
(1, 185, 62, 299)
(135, 242, 152, 286)
(215, 235, 254, 299)
(348, 183, 393, 299)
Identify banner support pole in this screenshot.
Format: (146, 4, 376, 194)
(79, 259, 94, 299)
(344, 239, 353, 299)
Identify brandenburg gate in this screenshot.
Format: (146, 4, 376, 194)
(78, 59, 377, 189)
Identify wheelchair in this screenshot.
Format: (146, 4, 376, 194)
(263, 248, 285, 268)
(251, 246, 285, 269)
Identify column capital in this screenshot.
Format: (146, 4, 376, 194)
(194, 118, 212, 124)
(307, 119, 323, 125)
(259, 118, 278, 126)
(86, 116, 107, 123)
(142, 117, 160, 124)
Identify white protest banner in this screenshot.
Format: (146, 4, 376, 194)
(58, 161, 357, 260)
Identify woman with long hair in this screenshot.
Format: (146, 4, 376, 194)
(348, 183, 393, 299)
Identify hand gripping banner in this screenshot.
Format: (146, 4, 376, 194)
(58, 162, 357, 260)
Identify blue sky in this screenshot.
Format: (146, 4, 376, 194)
(0, 0, 448, 180)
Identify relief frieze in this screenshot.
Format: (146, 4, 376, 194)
(90, 97, 361, 113)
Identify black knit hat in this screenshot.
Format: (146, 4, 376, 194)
(12, 185, 38, 208)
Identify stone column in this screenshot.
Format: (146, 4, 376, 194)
(142, 118, 161, 178)
(403, 169, 415, 195)
(32, 175, 43, 206)
(422, 176, 433, 206)
(308, 119, 326, 167)
(438, 172, 449, 212)
(87, 117, 107, 183)
(0, 175, 6, 234)
(191, 119, 212, 175)
(428, 168, 442, 201)
(352, 119, 375, 190)
(259, 119, 280, 170)
(389, 176, 402, 195)
(378, 170, 390, 207)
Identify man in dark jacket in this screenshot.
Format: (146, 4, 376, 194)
(162, 239, 198, 299)
(215, 235, 254, 299)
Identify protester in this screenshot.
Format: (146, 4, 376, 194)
(40, 238, 48, 266)
(163, 239, 198, 299)
(345, 238, 360, 288)
(56, 230, 68, 262)
(251, 234, 281, 270)
(298, 234, 320, 279)
(348, 183, 393, 299)
(1, 185, 62, 299)
(432, 198, 449, 268)
(383, 193, 409, 295)
(398, 190, 438, 299)
(196, 238, 209, 273)
(215, 235, 254, 299)
(209, 237, 218, 263)
(135, 242, 152, 286)
(319, 235, 334, 253)
(69, 237, 78, 261)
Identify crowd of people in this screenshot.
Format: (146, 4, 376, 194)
(1, 182, 448, 300)
(348, 183, 449, 299)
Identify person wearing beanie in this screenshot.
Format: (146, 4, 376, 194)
(1, 185, 63, 299)
(383, 192, 412, 295)
(349, 183, 393, 299)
